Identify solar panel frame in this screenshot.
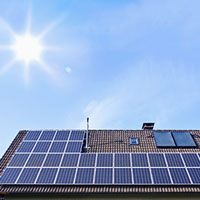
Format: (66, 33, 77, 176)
(132, 168, 152, 184)
(95, 168, 113, 184)
(115, 153, 131, 167)
(79, 153, 96, 167)
(17, 142, 36, 153)
(56, 168, 76, 184)
(0, 168, 22, 184)
(49, 142, 67, 153)
(169, 168, 191, 184)
(36, 168, 58, 184)
(97, 153, 113, 167)
(39, 130, 56, 141)
(8, 154, 29, 167)
(69, 130, 85, 141)
(153, 131, 176, 147)
(165, 153, 184, 167)
(54, 130, 70, 141)
(182, 153, 200, 167)
(151, 168, 171, 184)
(148, 153, 167, 167)
(26, 154, 46, 167)
(33, 142, 51, 153)
(65, 141, 83, 153)
(17, 168, 40, 184)
(131, 153, 149, 167)
(172, 132, 196, 147)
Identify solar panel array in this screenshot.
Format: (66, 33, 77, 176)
(1, 130, 200, 185)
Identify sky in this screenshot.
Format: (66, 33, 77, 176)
(0, 0, 200, 157)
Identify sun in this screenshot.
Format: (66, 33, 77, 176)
(12, 32, 43, 65)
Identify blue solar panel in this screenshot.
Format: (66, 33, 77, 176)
(17, 168, 40, 184)
(36, 168, 58, 184)
(115, 154, 131, 167)
(153, 131, 176, 147)
(17, 142, 35, 152)
(26, 154, 46, 167)
(188, 168, 200, 184)
(149, 154, 166, 167)
(132, 154, 148, 167)
(24, 131, 41, 140)
(169, 168, 190, 184)
(54, 130, 70, 140)
(151, 168, 171, 184)
(165, 153, 184, 167)
(172, 132, 196, 147)
(39, 130, 56, 140)
(69, 130, 85, 140)
(61, 154, 79, 167)
(0, 168, 22, 184)
(33, 142, 51, 152)
(114, 168, 132, 184)
(65, 142, 82, 152)
(9, 154, 29, 167)
(133, 168, 152, 184)
(75, 168, 94, 184)
(97, 154, 113, 167)
(182, 153, 200, 167)
(56, 168, 76, 184)
(49, 142, 67, 152)
(79, 154, 96, 167)
(43, 154, 62, 167)
(95, 168, 112, 184)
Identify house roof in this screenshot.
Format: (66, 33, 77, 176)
(1, 129, 200, 195)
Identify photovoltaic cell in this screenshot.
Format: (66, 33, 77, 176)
(0, 168, 22, 184)
(97, 154, 113, 167)
(56, 168, 76, 184)
(153, 131, 176, 147)
(69, 130, 85, 141)
(36, 168, 58, 184)
(39, 130, 56, 140)
(17, 142, 35, 152)
(188, 168, 200, 184)
(49, 142, 67, 152)
(114, 168, 132, 184)
(165, 153, 184, 167)
(95, 168, 112, 184)
(65, 142, 82, 152)
(33, 142, 51, 153)
(132, 154, 148, 167)
(26, 154, 46, 167)
(169, 168, 190, 184)
(133, 168, 152, 184)
(54, 130, 70, 140)
(9, 154, 29, 167)
(43, 154, 62, 167)
(75, 168, 94, 184)
(151, 168, 171, 184)
(79, 154, 96, 167)
(17, 168, 40, 184)
(61, 154, 79, 167)
(115, 154, 131, 167)
(172, 132, 196, 147)
(182, 153, 200, 167)
(24, 131, 41, 140)
(149, 154, 166, 167)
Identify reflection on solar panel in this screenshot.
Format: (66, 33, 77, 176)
(36, 168, 58, 184)
(133, 168, 152, 184)
(17, 142, 35, 152)
(49, 142, 66, 152)
(69, 130, 85, 141)
(24, 131, 41, 140)
(0, 168, 22, 184)
(132, 154, 148, 167)
(169, 168, 190, 184)
(151, 168, 171, 184)
(54, 130, 70, 140)
(43, 154, 62, 167)
(165, 153, 184, 167)
(17, 168, 40, 184)
(182, 153, 200, 167)
(115, 154, 131, 167)
(33, 142, 51, 153)
(188, 168, 200, 184)
(79, 154, 96, 167)
(66, 142, 83, 152)
(172, 132, 196, 147)
(75, 168, 94, 184)
(95, 168, 112, 184)
(56, 168, 76, 184)
(149, 154, 166, 167)
(39, 131, 56, 140)
(153, 131, 176, 147)
(114, 168, 132, 184)
(97, 154, 113, 167)
(61, 154, 79, 167)
(9, 154, 29, 167)
(26, 154, 46, 167)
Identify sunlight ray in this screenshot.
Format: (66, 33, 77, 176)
(0, 45, 13, 51)
(0, 17, 17, 36)
(0, 60, 15, 75)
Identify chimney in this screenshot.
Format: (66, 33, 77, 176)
(86, 117, 89, 148)
(142, 122, 154, 130)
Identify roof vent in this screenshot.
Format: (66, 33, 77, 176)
(142, 122, 154, 130)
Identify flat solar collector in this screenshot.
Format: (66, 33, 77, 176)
(153, 131, 176, 147)
(172, 132, 196, 147)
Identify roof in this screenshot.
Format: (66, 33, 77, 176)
(1, 129, 200, 196)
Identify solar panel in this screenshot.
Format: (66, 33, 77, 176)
(188, 168, 200, 184)
(9, 154, 29, 167)
(0, 168, 22, 184)
(95, 168, 112, 184)
(172, 132, 196, 147)
(97, 154, 113, 167)
(182, 153, 200, 167)
(165, 153, 184, 167)
(114, 168, 132, 184)
(24, 131, 41, 140)
(115, 154, 131, 167)
(149, 153, 166, 167)
(153, 131, 176, 147)
(43, 154, 62, 167)
(69, 130, 85, 141)
(131, 153, 148, 167)
(33, 142, 51, 152)
(26, 154, 46, 167)
(61, 154, 79, 167)
(56, 168, 76, 184)
(17, 168, 40, 184)
(39, 130, 56, 140)
(17, 142, 36, 152)
(65, 142, 83, 152)
(36, 168, 58, 184)
(151, 168, 171, 184)
(49, 142, 67, 152)
(54, 130, 70, 140)
(169, 168, 190, 184)
(133, 168, 152, 184)
(75, 168, 94, 184)
(79, 154, 96, 167)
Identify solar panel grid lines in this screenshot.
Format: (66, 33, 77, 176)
(54, 130, 70, 141)
(188, 168, 200, 184)
(112, 153, 115, 184)
(182, 153, 200, 167)
(169, 168, 191, 184)
(132, 168, 152, 184)
(73, 153, 81, 184)
(165, 153, 184, 167)
(92, 153, 98, 184)
(130, 153, 134, 184)
(149, 153, 166, 167)
(131, 153, 149, 167)
(151, 168, 171, 184)
(36, 168, 58, 184)
(8, 154, 29, 167)
(24, 130, 42, 141)
(146, 153, 154, 184)
(163, 153, 173, 184)
(115, 153, 131, 167)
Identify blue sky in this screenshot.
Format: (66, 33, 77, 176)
(0, 0, 200, 157)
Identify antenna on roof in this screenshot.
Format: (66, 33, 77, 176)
(86, 117, 89, 149)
